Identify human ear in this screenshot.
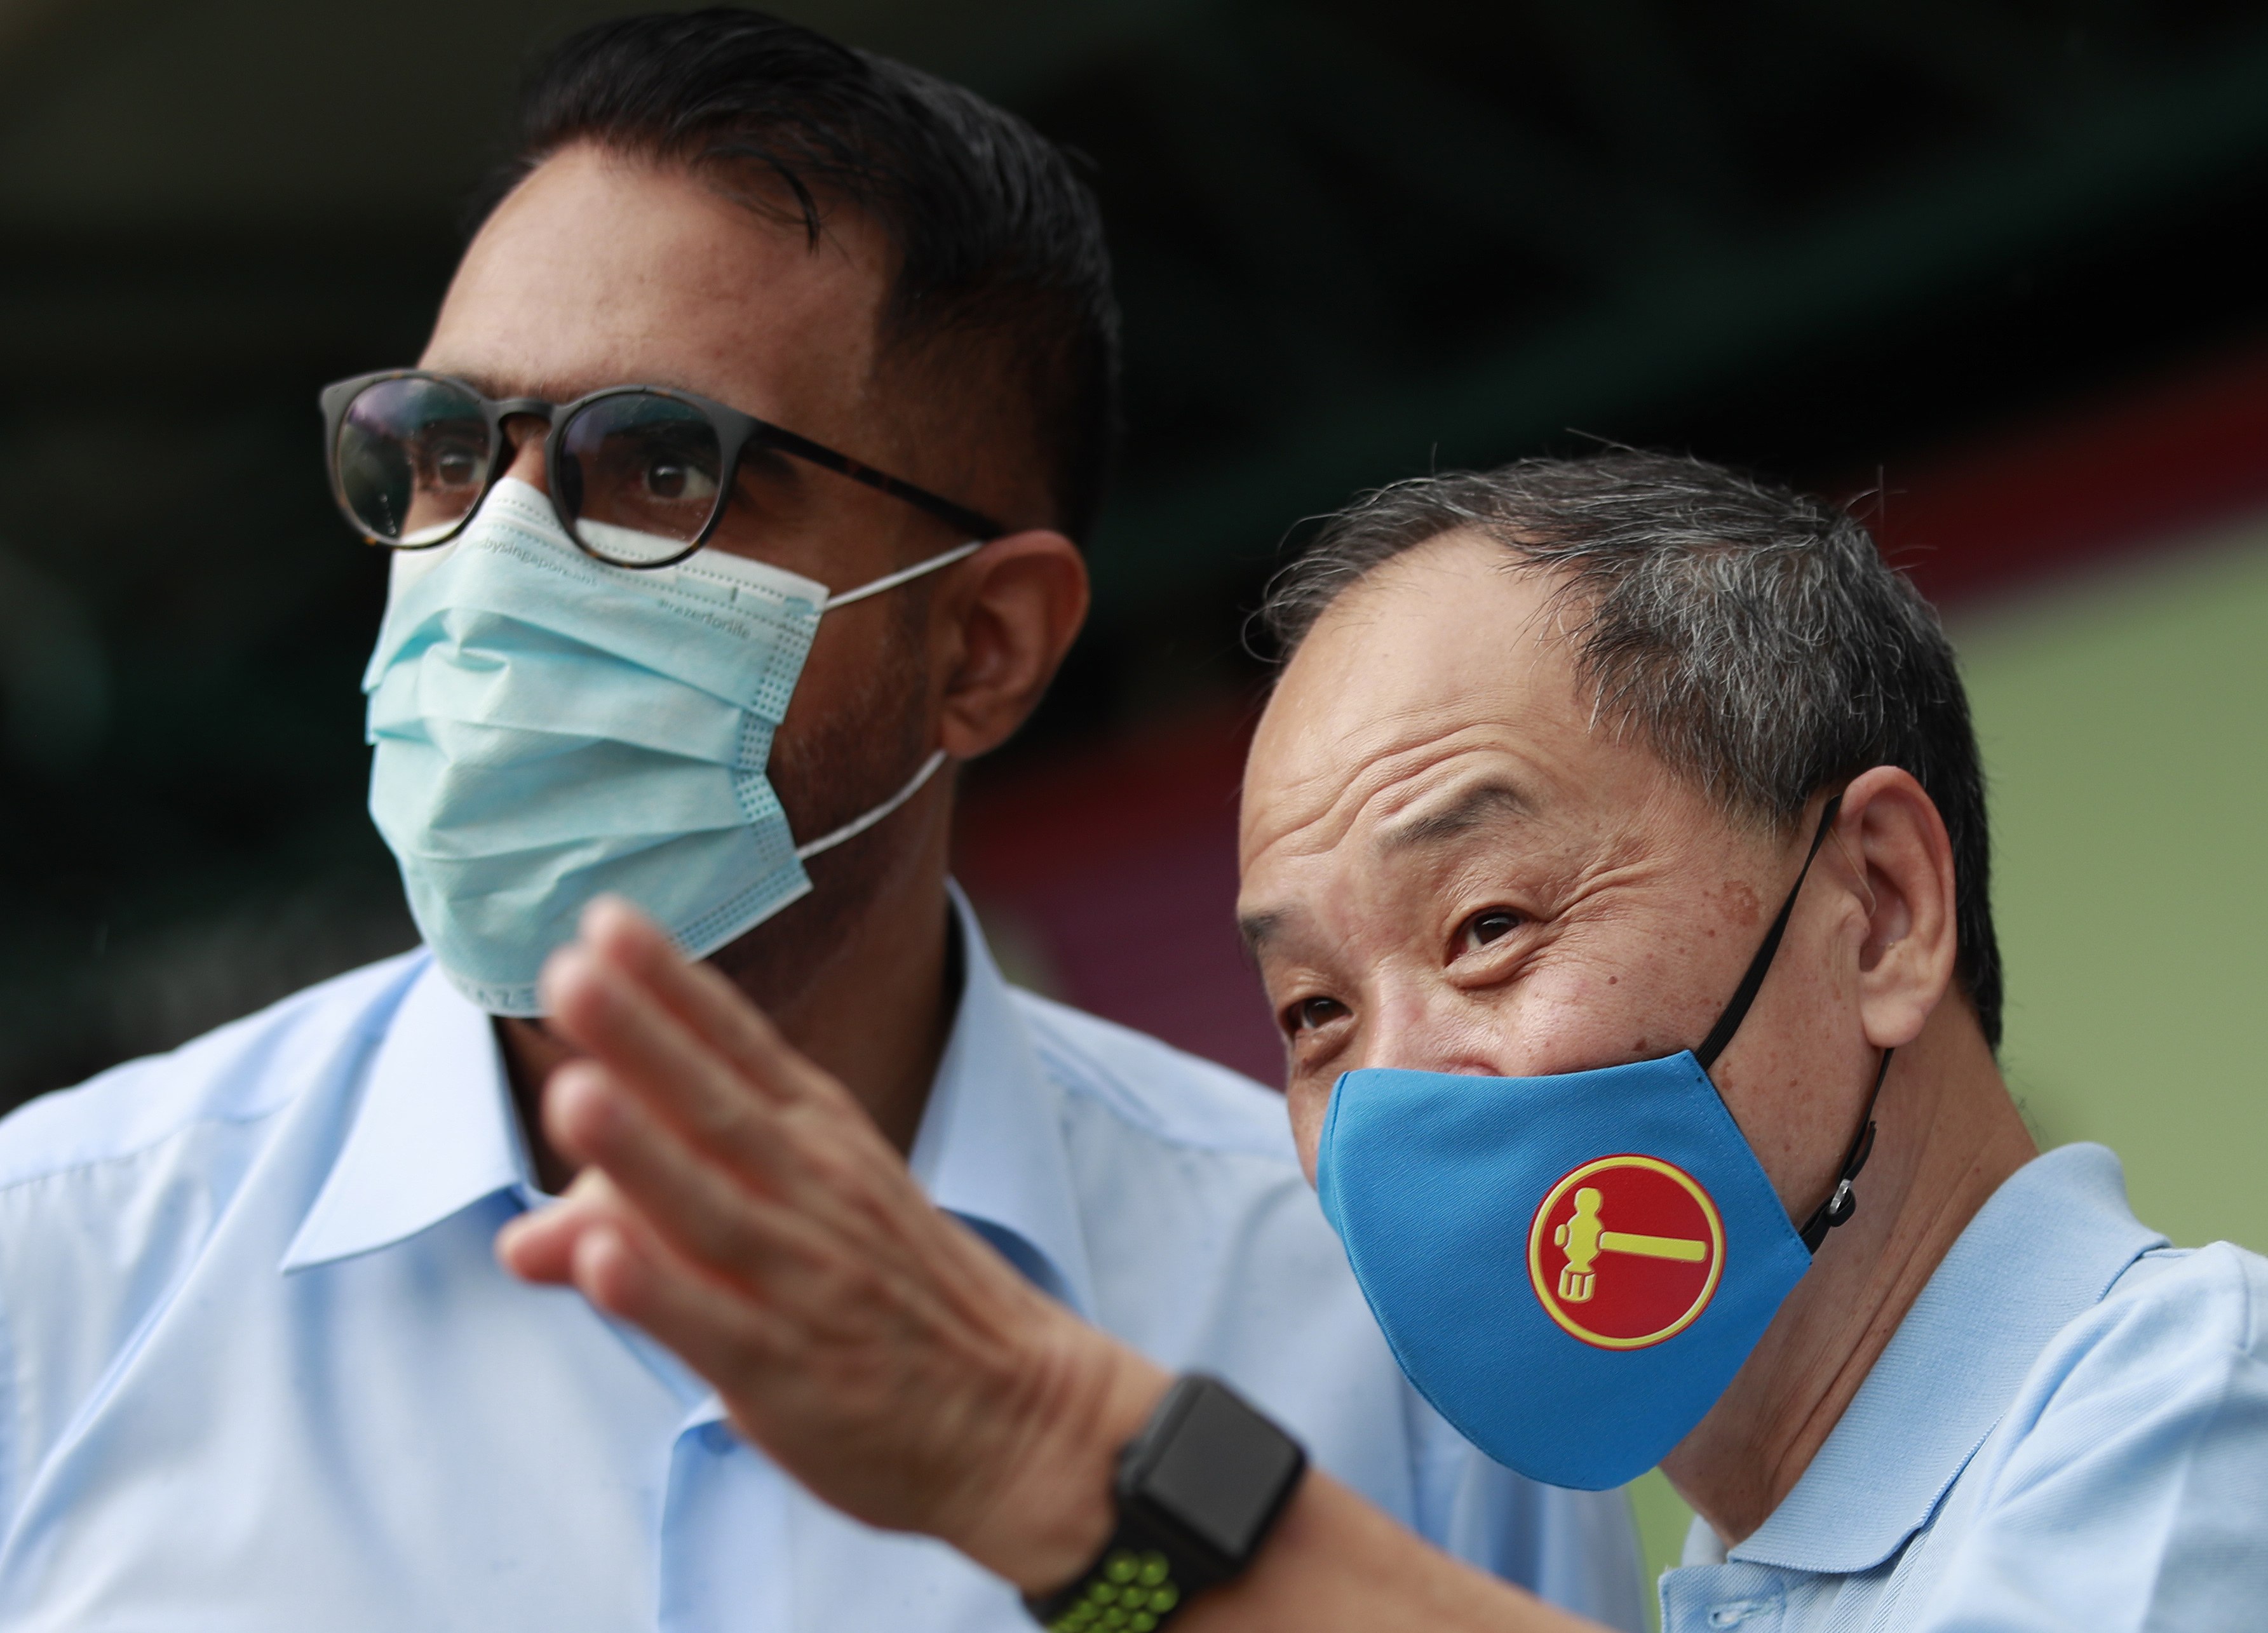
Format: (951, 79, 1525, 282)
(931, 531, 1089, 760)
(1835, 765, 1959, 1051)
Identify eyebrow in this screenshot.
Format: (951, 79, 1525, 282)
(1236, 908, 1286, 955)
(1377, 779, 1536, 855)
(422, 366, 722, 409)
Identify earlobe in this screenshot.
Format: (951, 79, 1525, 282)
(935, 530, 1089, 760)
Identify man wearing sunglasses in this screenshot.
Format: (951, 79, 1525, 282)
(0, 11, 1642, 1631)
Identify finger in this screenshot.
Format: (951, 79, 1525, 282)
(578, 896, 835, 1106)
(547, 1055, 840, 1287)
(497, 1218, 573, 1284)
(568, 1213, 790, 1390)
(539, 948, 786, 1169)
(497, 1198, 597, 1285)
(494, 1171, 628, 1285)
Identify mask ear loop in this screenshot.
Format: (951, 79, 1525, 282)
(1692, 793, 1844, 1073)
(793, 749, 950, 861)
(1689, 792, 1890, 1256)
(788, 539, 982, 861)
(822, 540, 984, 610)
(1797, 1049, 1891, 1251)
(1795, 817, 1893, 1250)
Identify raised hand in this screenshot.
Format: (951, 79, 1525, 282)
(494, 897, 1168, 1592)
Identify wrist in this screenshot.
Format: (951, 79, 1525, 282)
(951, 1313, 1171, 1594)
(1023, 1374, 1311, 1633)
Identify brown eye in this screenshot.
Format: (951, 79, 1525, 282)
(1286, 995, 1347, 1035)
(1461, 909, 1523, 951)
(415, 434, 486, 493)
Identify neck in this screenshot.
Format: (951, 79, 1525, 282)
(1661, 1003, 2036, 1545)
(499, 795, 962, 1193)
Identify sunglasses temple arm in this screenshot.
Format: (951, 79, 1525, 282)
(758, 424, 1008, 540)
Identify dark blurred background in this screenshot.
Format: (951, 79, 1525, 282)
(6, 0, 2268, 1114)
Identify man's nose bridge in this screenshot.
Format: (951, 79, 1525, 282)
(498, 415, 550, 492)
(1353, 979, 1424, 1068)
(1358, 979, 1484, 1074)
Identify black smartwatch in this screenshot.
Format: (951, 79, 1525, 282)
(1024, 1374, 1307, 1632)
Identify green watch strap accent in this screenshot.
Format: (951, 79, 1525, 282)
(1037, 1547, 1184, 1632)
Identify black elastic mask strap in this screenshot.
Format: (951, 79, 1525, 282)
(1692, 793, 1844, 1073)
(1796, 1047, 1892, 1253)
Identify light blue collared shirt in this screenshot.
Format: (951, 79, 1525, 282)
(1663, 1142, 2268, 1632)
(0, 895, 1643, 1632)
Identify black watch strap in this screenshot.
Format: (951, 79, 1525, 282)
(1025, 1374, 1307, 1631)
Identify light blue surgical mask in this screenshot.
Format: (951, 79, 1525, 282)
(1316, 796, 1890, 1489)
(362, 476, 977, 1016)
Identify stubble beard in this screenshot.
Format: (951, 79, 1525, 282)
(705, 583, 938, 1018)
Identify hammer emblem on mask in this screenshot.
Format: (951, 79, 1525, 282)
(1551, 1186, 1710, 1303)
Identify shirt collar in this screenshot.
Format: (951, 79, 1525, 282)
(282, 953, 535, 1271)
(1729, 1142, 2166, 1575)
(909, 883, 1098, 1320)
(281, 889, 1097, 1321)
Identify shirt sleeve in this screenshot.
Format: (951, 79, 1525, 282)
(0, 1092, 263, 1536)
(1405, 1378, 1649, 1632)
(1912, 1243, 2268, 1632)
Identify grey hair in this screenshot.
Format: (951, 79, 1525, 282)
(1259, 450, 2002, 1047)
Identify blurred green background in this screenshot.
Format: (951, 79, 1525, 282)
(4, 0, 2266, 1613)
(1967, 521, 2268, 1253)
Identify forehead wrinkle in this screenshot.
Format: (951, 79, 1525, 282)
(1374, 777, 1537, 858)
(1244, 714, 1544, 868)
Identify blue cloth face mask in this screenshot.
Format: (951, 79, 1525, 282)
(363, 476, 978, 1016)
(1316, 797, 1889, 1489)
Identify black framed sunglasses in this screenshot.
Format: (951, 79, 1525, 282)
(319, 369, 1008, 570)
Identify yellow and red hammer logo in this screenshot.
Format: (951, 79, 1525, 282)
(1527, 1155, 1725, 1350)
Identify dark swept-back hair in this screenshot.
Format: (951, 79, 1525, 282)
(478, 8, 1121, 541)
(1262, 451, 2004, 1048)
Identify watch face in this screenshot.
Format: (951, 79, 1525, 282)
(1142, 1383, 1306, 1559)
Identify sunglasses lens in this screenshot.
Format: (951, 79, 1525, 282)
(334, 376, 491, 546)
(557, 394, 724, 567)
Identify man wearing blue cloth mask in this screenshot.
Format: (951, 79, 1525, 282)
(506, 452, 2268, 1632)
(0, 13, 1643, 1631)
